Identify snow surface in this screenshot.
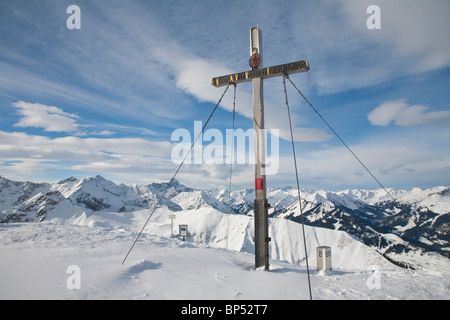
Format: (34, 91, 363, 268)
(1, 206, 449, 300)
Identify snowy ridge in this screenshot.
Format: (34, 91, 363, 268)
(69, 206, 396, 271)
(1, 175, 449, 264)
(0, 175, 231, 221)
(1, 175, 449, 299)
(1, 221, 448, 300)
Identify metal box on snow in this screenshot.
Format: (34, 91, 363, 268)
(316, 246, 332, 271)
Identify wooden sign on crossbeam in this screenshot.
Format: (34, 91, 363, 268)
(211, 26, 310, 271)
(211, 60, 309, 87)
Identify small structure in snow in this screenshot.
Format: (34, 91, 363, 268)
(179, 224, 188, 241)
(316, 246, 332, 271)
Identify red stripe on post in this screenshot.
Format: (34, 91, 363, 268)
(255, 178, 263, 190)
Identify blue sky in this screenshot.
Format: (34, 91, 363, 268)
(1, 0, 450, 190)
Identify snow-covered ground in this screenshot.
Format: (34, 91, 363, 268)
(1, 207, 449, 300)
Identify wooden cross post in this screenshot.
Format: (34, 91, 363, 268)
(211, 26, 309, 270)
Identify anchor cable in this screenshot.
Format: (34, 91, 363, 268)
(285, 76, 397, 203)
(226, 83, 237, 250)
(282, 75, 313, 300)
(122, 83, 232, 265)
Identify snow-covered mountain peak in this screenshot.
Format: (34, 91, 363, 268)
(1, 175, 449, 299)
(1, 175, 449, 262)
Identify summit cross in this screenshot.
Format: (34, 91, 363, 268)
(211, 26, 310, 270)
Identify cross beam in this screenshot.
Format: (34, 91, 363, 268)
(211, 27, 309, 271)
(211, 60, 309, 87)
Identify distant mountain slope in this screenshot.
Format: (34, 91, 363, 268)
(0, 175, 231, 222)
(223, 185, 450, 260)
(1, 175, 448, 263)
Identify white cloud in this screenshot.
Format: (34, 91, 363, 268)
(10, 101, 162, 137)
(0, 130, 175, 183)
(368, 100, 450, 127)
(13, 101, 80, 133)
(273, 137, 450, 190)
(1, 1, 336, 143)
(286, 0, 450, 94)
(156, 45, 332, 143)
(338, 0, 450, 72)
(2, 0, 449, 190)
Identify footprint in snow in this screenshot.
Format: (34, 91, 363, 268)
(129, 259, 162, 273)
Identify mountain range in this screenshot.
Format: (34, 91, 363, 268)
(1, 175, 449, 265)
